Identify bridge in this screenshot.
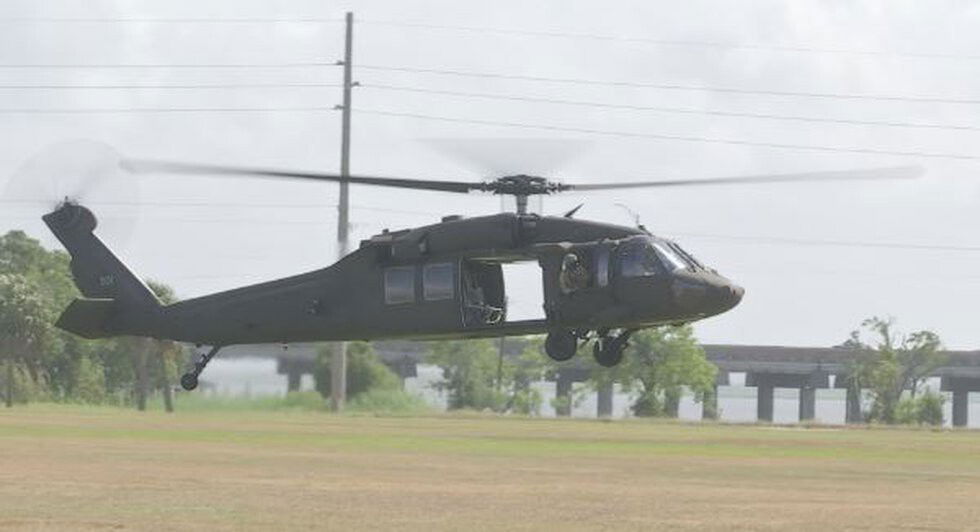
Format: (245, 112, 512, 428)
(220, 342, 980, 427)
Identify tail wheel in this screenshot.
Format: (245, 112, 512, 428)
(545, 330, 578, 362)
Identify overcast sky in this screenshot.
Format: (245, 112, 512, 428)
(1, 0, 979, 348)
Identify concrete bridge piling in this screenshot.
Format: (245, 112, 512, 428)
(225, 343, 979, 426)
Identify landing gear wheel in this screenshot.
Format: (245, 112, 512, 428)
(593, 334, 630, 368)
(545, 330, 578, 362)
(180, 373, 199, 391)
(179, 345, 223, 391)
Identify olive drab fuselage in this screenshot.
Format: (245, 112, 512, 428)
(44, 204, 743, 347)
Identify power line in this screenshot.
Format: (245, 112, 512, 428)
(361, 83, 980, 132)
(0, 82, 341, 89)
(0, 17, 343, 23)
(358, 64, 980, 105)
(357, 20, 980, 61)
(4, 79, 977, 131)
(0, 61, 336, 69)
(664, 232, 980, 252)
(356, 108, 980, 161)
(7, 16, 977, 62)
(0, 106, 335, 114)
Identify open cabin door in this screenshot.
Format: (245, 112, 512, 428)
(461, 260, 506, 327)
(539, 241, 617, 326)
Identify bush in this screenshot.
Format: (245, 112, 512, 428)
(315, 342, 401, 400)
(347, 388, 432, 415)
(511, 388, 542, 416)
(895, 392, 945, 426)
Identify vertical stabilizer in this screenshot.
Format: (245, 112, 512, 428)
(43, 202, 159, 310)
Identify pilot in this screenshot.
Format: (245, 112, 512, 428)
(560, 253, 590, 294)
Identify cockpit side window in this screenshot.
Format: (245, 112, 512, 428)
(620, 243, 662, 277)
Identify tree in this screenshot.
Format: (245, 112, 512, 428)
(425, 337, 553, 414)
(0, 230, 185, 408)
(426, 339, 505, 411)
(591, 326, 716, 418)
(0, 273, 56, 405)
(315, 342, 400, 400)
(843, 317, 946, 424)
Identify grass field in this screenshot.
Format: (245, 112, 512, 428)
(2, 404, 979, 530)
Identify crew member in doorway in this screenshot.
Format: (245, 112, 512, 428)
(560, 252, 590, 294)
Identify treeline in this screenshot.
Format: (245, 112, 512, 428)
(0, 230, 185, 408)
(311, 327, 719, 418)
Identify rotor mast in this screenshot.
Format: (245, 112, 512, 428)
(515, 194, 529, 215)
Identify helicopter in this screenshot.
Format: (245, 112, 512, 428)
(41, 161, 920, 390)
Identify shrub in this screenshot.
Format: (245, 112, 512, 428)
(315, 342, 401, 400)
(895, 392, 945, 426)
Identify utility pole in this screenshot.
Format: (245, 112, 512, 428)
(331, 11, 354, 412)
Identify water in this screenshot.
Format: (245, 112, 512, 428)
(199, 358, 980, 428)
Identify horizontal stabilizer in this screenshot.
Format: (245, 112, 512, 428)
(56, 298, 116, 339)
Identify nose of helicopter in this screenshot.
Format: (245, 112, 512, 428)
(718, 282, 745, 311)
(672, 271, 744, 317)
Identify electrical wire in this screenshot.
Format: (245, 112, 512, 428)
(0, 106, 336, 114)
(0, 17, 343, 23)
(6, 16, 978, 62)
(0, 61, 336, 68)
(360, 83, 980, 132)
(358, 65, 980, 105)
(356, 108, 980, 161)
(356, 20, 980, 61)
(0, 82, 341, 89)
(662, 232, 980, 252)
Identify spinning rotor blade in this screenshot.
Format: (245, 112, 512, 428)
(123, 159, 484, 194)
(126, 159, 924, 203)
(561, 166, 923, 191)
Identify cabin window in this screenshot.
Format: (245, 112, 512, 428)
(423, 262, 455, 301)
(384, 266, 416, 304)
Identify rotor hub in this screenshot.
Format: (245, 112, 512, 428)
(483, 174, 563, 197)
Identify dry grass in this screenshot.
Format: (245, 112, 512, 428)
(1, 404, 979, 531)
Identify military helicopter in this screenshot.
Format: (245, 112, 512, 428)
(41, 161, 920, 390)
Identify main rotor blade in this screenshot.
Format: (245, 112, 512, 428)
(562, 165, 924, 191)
(122, 159, 484, 194)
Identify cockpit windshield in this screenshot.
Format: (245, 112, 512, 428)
(620, 237, 703, 277)
(652, 243, 687, 271)
(666, 241, 704, 270)
(620, 240, 661, 277)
